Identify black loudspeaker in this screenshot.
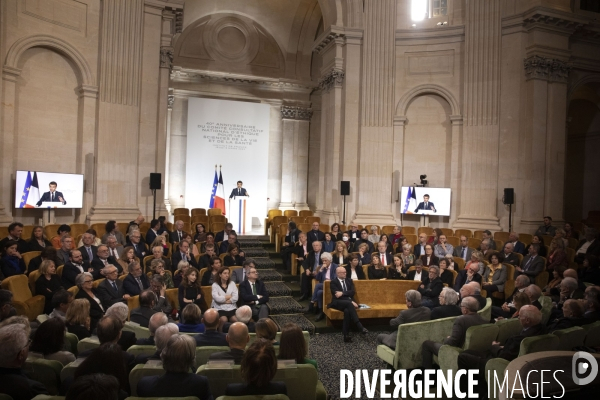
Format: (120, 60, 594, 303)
(150, 173, 161, 190)
(341, 181, 350, 196)
(503, 188, 514, 205)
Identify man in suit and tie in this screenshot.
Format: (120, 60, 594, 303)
(414, 194, 436, 213)
(127, 230, 148, 260)
(453, 262, 483, 292)
(0, 222, 29, 254)
(239, 266, 270, 321)
(307, 222, 325, 247)
(169, 220, 186, 244)
(491, 274, 531, 319)
(501, 242, 521, 266)
(61, 249, 94, 288)
(453, 235, 474, 261)
(297, 241, 323, 301)
(219, 231, 241, 255)
(328, 266, 368, 342)
(413, 233, 429, 258)
(514, 243, 544, 283)
(376, 241, 393, 266)
(105, 236, 123, 260)
(123, 261, 150, 297)
(421, 296, 487, 369)
(96, 265, 129, 309)
(78, 232, 98, 262)
(506, 232, 526, 255)
(215, 223, 233, 244)
(130, 290, 158, 327)
(171, 240, 198, 270)
(57, 235, 74, 266)
(229, 181, 249, 198)
(232, 259, 253, 283)
(406, 260, 427, 282)
(377, 290, 431, 349)
(36, 181, 66, 206)
(208, 322, 249, 364)
(92, 245, 119, 275)
(195, 308, 228, 346)
(145, 219, 161, 246)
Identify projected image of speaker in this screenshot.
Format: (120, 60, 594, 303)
(150, 173, 161, 190)
(341, 181, 350, 196)
(503, 188, 514, 205)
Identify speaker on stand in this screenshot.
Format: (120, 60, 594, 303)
(503, 188, 514, 232)
(150, 173, 161, 220)
(340, 181, 350, 224)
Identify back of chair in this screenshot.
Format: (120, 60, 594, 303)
(124, 321, 151, 338)
(494, 232, 509, 243)
(454, 229, 472, 238)
(534, 271, 548, 291)
(77, 337, 100, 354)
(64, 332, 79, 355)
(495, 318, 523, 345)
(195, 346, 230, 365)
(1, 274, 33, 302)
(401, 226, 416, 235)
(446, 236, 459, 247)
(519, 334, 559, 356)
(127, 296, 141, 316)
(129, 364, 166, 396)
(582, 321, 600, 348)
(127, 345, 157, 358)
(44, 224, 62, 241)
(464, 324, 499, 352)
(305, 216, 320, 225)
(553, 326, 586, 351)
(23, 358, 63, 395)
(22, 251, 41, 272)
(283, 210, 298, 217)
(173, 207, 190, 216)
(208, 208, 223, 216)
(440, 228, 453, 237)
(404, 234, 417, 246)
(28, 270, 41, 295)
(453, 257, 466, 270)
(468, 238, 481, 249)
(519, 233, 533, 246)
(417, 227, 433, 236)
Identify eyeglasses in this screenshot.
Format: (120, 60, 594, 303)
(84, 280, 93, 283)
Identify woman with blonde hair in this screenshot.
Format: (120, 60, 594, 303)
(547, 238, 568, 274)
(368, 225, 380, 244)
(400, 243, 415, 268)
(465, 251, 485, 275)
(150, 235, 170, 257)
(65, 298, 91, 340)
(173, 260, 190, 288)
(35, 259, 63, 314)
(150, 258, 174, 289)
(330, 241, 349, 266)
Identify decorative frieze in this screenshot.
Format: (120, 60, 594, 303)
(280, 106, 313, 121)
(160, 47, 174, 70)
(318, 69, 345, 92)
(167, 95, 174, 110)
(175, 10, 184, 33)
(524, 56, 571, 83)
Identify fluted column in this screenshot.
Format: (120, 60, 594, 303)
(87, 0, 145, 223)
(453, 0, 502, 230)
(354, 0, 397, 225)
(0, 68, 21, 223)
(164, 93, 174, 215)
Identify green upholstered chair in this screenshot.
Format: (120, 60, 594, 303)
(582, 321, 600, 348)
(63, 333, 79, 356)
(76, 337, 100, 354)
(215, 396, 291, 400)
(539, 295, 553, 325)
(129, 364, 165, 396)
(552, 326, 586, 351)
(195, 346, 230, 366)
(36, 314, 49, 324)
(126, 345, 157, 358)
(23, 358, 63, 395)
(0, 394, 14, 400)
(495, 318, 522, 345)
(197, 364, 326, 400)
(60, 360, 81, 383)
(123, 322, 152, 339)
(248, 331, 309, 350)
(478, 298, 493, 322)
(437, 323, 499, 376)
(520, 333, 559, 354)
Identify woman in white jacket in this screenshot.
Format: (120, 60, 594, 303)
(211, 266, 239, 323)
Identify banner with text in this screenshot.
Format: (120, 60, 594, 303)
(185, 98, 270, 228)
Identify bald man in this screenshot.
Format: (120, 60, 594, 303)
(194, 308, 227, 347)
(208, 322, 249, 364)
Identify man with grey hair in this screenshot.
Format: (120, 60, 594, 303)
(136, 312, 168, 345)
(78, 232, 98, 262)
(460, 281, 486, 311)
(546, 299, 586, 332)
(96, 264, 128, 309)
(377, 290, 431, 349)
(0, 324, 49, 398)
(492, 274, 531, 319)
(135, 322, 179, 365)
(524, 284, 542, 310)
(123, 260, 150, 296)
(418, 265, 443, 309)
(550, 276, 584, 320)
(137, 334, 212, 399)
(106, 302, 137, 351)
(431, 287, 462, 320)
(149, 275, 173, 315)
(501, 242, 521, 266)
(421, 296, 487, 369)
(91, 245, 118, 276)
(169, 220, 186, 244)
(209, 322, 250, 364)
(106, 235, 123, 260)
(223, 305, 255, 333)
(506, 232, 525, 255)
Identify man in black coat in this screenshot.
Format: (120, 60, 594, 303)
(514, 244, 545, 284)
(130, 290, 158, 327)
(0, 223, 29, 255)
(375, 241, 394, 266)
(546, 299, 587, 333)
(377, 290, 431, 349)
(91, 245, 119, 275)
(127, 231, 148, 260)
(194, 309, 228, 347)
(96, 265, 128, 309)
(453, 262, 482, 292)
(418, 265, 443, 309)
(61, 250, 94, 288)
(208, 322, 249, 364)
(239, 267, 269, 320)
(327, 266, 368, 342)
(78, 232, 98, 262)
(171, 240, 198, 270)
(122, 262, 150, 297)
(77, 316, 136, 372)
(306, 221, 325, 247)
(297, 241, 322, 301)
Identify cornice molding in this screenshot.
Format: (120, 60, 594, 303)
(281, 105, 313, 121)
(524, 55, 572, 83)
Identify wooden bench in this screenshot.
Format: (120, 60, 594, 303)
(323, 280, 421, 324)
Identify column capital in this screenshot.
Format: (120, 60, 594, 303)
(318, 68, 345, 92)
(281, 105, 313, 121)
(167, 94, 174, 110)
(393, 116, 408, 126)
(524, 55, 572, 83)
(77, 85, 99, 99)
(160, 47, 174, 71)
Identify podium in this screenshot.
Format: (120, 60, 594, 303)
(229, 196, 252, 234)
(38, 202, 68, 208)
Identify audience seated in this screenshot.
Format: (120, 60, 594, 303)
(437, 258, 453, 286)
(406, 259, 426, 281)
(105, 235, 123, 261)
(421, 297, 487, 369)
(219, 231, 241, 255)
(453, 257, 483, 292)
(514, 243, 544, 283)
(62, 249, 92, 289)
(130, 289, 158, 327)
(576, 228, 600, 264)
(431, 287, 462, 320)
(103, 221, 126, 247)
(481, 252, 507, 298)
(195, 308, 227, 347)
(327, 266, 368, 343)
(298, 241, 323, 301)
(48, 289, 73, 321)
(0, 323, 49, 400)
(65, 373, 120, 400)
(525, 234, 547, 257)
(122, 260, 150, 297)
(223, 306, 255, 333)
(201, 256, 222, 286)
(137, 334, 212, 399)
(35, 259, 63, 314)
(374, 241, 393, 266)
(239, 264, 270, 320)
(546, 299, 586, 332)
(134, 322, 179, 365)
(57, 235, 75, 267)
(208, 321, 249, 364)
(28, 246, 60, 275)
(75, 271, 105, 330)
(256, 318, 279, 345)
(96, 265, 128, 310)
(535, 216, 557, 237)
(136, 312, 168, 345)
(418, 265, 443, 309)
(278, 322, 318, 369)
(225, 338, 287, 396)
(505, 232, 526, 256)
(460, 282, 486, 311)
(78, 232, 98, 262)
(543, 265, 566, 297)
(29, 317, 75, 365)
(419, 244, 439, 267)
(105, 302, 136, 351)
(0, 222, 29, 254)
(368, 254, 388, 280)
(306, 253, 336, 321)
(525, 284, 543, 310)
(212, 266, 238, 323)
(1, 240, 26, 277)
(92, 245, 119, 276)
(506, 292, 530, 319)
(583, 286, 600, 322)
(376, 290, 431, 349)
(345, 254, 367, 280)
(177, 304, 206, 333)
(580, 255, 600, 285)
(65, 298, 92, 340)
(51, 224, 71, 250)
(180, 266, 206, 313)
(353, 229, 374, 254)
(434, 234, 454, 258)
(491, 274, 531, 319)
(169, 220, 187, 244)
(126, 230, 147, 260)
(78, 316, 135, 372)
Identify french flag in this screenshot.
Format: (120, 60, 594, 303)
(20, 171, 40, 208)
(403, 186, 417, 214)
(215, 170, 226, 215)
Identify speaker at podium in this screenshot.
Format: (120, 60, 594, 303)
(229, 196, 252, 234)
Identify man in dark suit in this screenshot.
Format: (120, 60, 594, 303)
(122, 261, 150, 297)
(78, 232, 98, 262)
(208, 322, 249, 364)
(406, 260, 427, 282)
(36, 181, 66, 206)
(232, 259, 252, 283)
(418, 265, 443, 309)
(460, 282, 487, 311)
(198, 244, 217, 270)
(375, 241, 393, 266)
(414, 194, 436, 213)
(306, 221, 325, 247)
(137, 334, 212, 400)
(62, 250, 94, 288)
(525, 284, 543, 310)
(129, 290, 158, 327)
(239, 266, 269, 320)
(169, 220, 187, 244)
(457, 306, 544, 397)
(413, 233, 429, 258)
(195, 308, 228, 347)
(297, 241, 323, 301)
(546, 299, 587, 332)
(346, 224, 360, 244)
(215, 223, 233, 244)
(77, 316, 136, 372)
(134, 322, 178, 365)
(514, 243, 544, 284)
(91, 245, 119, 275)
(327, 266, 368, 342)
(127, 230, 148, 259)
(222, 306, 256, 333)
(145, 219, 161, 246)
(280, 222, 302, 271)
(575, 228, 600, 264)
(0, 222, 29, 254)
(171, 240, 198, 270)
(219, 231, 241, 255)
(96, 265, 128, 309)
(229, 181, 249, 198)
(136, 312, 168, 345)
(352, 230, 374, 253)
(377, 290, 431, 349)
(105, 236, 123, 260)
(453, 262, 483, 292)
(421, 296, 487, 369)
(491, 274, 530, 319)
(501, 242, 521, 266)
(453, 235, 474, 261)
(506, 232, 526, 255)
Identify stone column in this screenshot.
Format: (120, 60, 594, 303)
(0, 68, 20, 223)
(449, 116, 464, 225)
(354, 0, 397, 225)
(279, 106, 312, 210)
(392, 117, 407, 221)
(87, 0, 145, 223)
(76, 85, 99, 222)
(267, 101, 283, 211)
(164, 92, 174, 215)
(453, 0, 502, 230)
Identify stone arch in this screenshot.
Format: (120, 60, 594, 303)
(317, 0, 344, 29)
(4, 34, 95, 86)
(396, 84, 461, 118)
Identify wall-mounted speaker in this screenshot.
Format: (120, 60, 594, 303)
(341, 181, 350, 196)
(150, 173, 162, 190)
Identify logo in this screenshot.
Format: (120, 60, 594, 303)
(572, 351, 599, 386)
